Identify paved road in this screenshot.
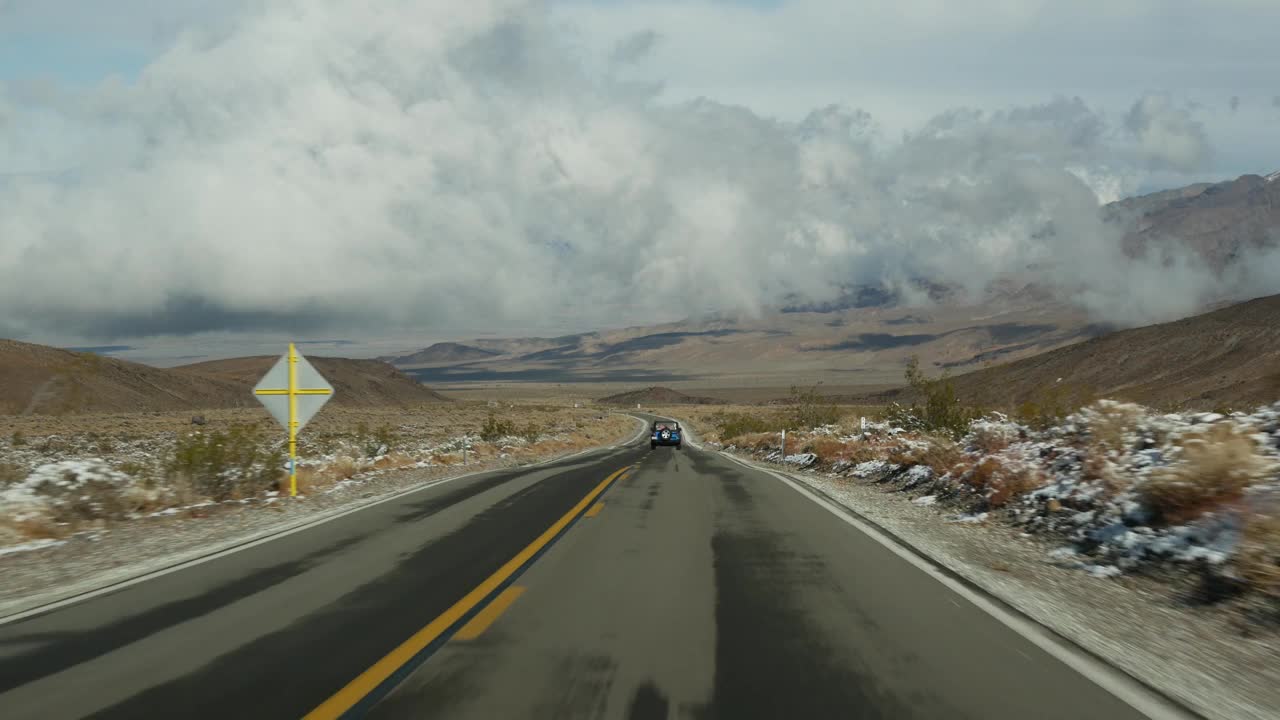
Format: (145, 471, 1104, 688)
(0, 417, 1176, 719)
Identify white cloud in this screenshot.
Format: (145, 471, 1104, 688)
(0, 0, 1276, 344)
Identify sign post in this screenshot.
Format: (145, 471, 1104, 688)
(253, 343, 335, 497)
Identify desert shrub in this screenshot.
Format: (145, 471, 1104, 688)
(166, 423, 285, 501)
(5, 460, 140, 526)
(1087, 401, 1146, 454)
(785, 384, 842, 430)
(960, 456, 1042, 508)
(314, 432, 343, 455)
(375, 423, 395, 449)
(1140, 424, 1276, 525)
(892, 438, 966, 478)
(884, 402, 925, 432)
(291, 467, 320, 495)
(116, 460, 152, 480)
(717, 412, 778, 441)
(10, 430, 26, 447)
(728, 431, 784, 452)
(0, 461, 26, 486)
(1238, 512, 1280, 603)
(361, 423, 396, 457)
(969, 419, 1019, 454)
(521, 422, 541, 444)
(805, 436, 851, 461)
(897, 356, 983, 439)
(330, 457, 360, 480)
(1073, 402, 1150, 496)
(803, 430, 885, 466)
(479, 411, 517, 442)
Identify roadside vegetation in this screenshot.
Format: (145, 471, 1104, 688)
(0, 404, 633, 548)
(659, 360, 1280, 623)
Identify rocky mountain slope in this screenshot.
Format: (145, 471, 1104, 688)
(0, 339, 447, 415)
(852, 293, 1280, 411)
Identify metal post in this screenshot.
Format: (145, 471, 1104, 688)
(288, 342, 298, 497)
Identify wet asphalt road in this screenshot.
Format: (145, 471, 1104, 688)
(0, 419, 1165, 719)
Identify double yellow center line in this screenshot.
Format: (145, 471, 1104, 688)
(305, 464, 633, 719)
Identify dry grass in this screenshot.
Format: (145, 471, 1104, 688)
(806, 436, 849, 459)
(726, 431, 777, 449)
(1087, 401, 1146, 454)
(1238, 512, 1280, 602)
(959, 456, 1043, 508)
(970, 422, 1016, 454)
(1141, 424, 1276, 525)
(893, 438, 966, 478)
(7, 516, 66, 540)
(1075, 402, 1148, 497)
(0, 461, 26, 487)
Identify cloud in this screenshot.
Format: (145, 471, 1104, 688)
(1123, 95, 1212, 172)
(1230, 95, 1240, 113)
(0, 0, 1273, 344)
(609, 29, 660, 67)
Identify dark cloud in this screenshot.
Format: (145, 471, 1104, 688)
(17, 294, 376, 341)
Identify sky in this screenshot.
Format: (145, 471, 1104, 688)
(1, 0, 1278, 363)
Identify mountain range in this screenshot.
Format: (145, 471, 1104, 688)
(379, 170, 1279, 388)
(0, 340, 447, 416)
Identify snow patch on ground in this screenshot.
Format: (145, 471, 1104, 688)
(0, 539, 67, 557)
(729, 400, 1280, 585)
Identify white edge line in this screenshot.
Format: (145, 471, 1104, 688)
(0, 437, 628, 627)
(608, 414, 649, 449)
(718, 451, 1199, 720)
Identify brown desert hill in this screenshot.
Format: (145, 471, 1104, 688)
(0, 338, 450, 416)
(596, 386, 727, 406)
(847, 293, 1280, 411)
(176, 356, 451, 407)
(0, 338, 254, 416)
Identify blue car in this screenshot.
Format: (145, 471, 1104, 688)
(651, 420, 682, 450)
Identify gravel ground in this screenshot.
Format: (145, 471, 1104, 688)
(727, 453, 1278, 720)
(0, 415, 644, 619)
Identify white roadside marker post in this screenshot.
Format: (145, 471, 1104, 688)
(253, 343, 335, 497)
(781, 429, 787, 459)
